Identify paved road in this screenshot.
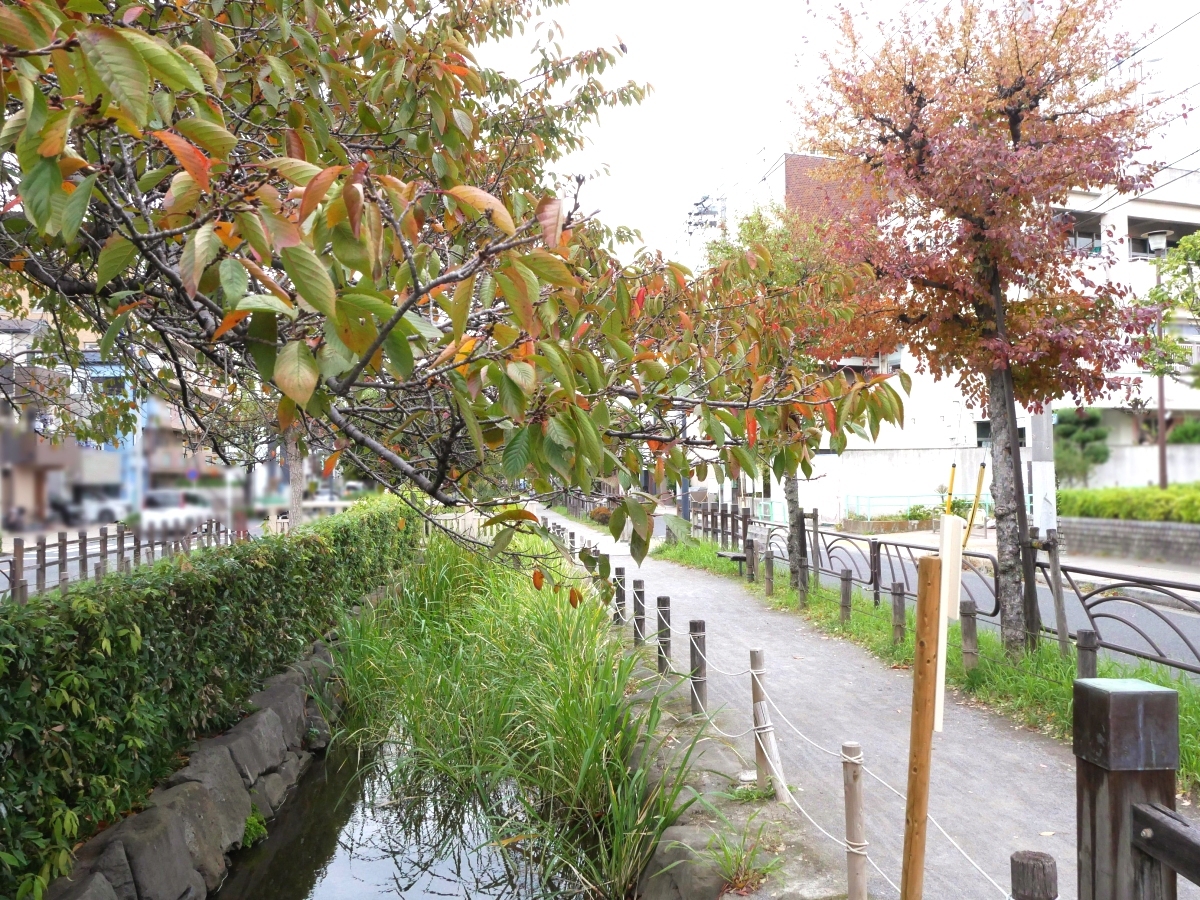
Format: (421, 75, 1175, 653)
(540, 507, 1200, 900)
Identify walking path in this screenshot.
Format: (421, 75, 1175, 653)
(537, 506, 1200, 900)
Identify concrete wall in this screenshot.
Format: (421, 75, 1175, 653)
(1058, 516, 1200, 567)
(1081, 444, 1200, 488)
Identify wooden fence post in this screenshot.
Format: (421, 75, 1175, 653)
(961, 599, 979, 672)
(57, 532, 67, 590)
(842, 741, 867, 900)
(870, 538, 881, 607)
(749, 649, 789, 802)
(719, 503, 728, 550)
(798, 558, 809, 605)
(689, 620, 706, 714)
(1012, 850, 1058, 900)
(569, 531, 576, 558)
(36, 536, 46, 594)
(1078, 629, 1098, 679)
(633, 579, 645, 645)
(614, 566, 626, 624)
(763, 548, 774, 596)
(657, 596, 670, 676)
(892, 582, 907, 646)
(811, 507, 820, 575)
(116, 523, 126, 570)
(741, 507, 750, 550)
(99, 526, 108, 576)
(77, 530, 88, 579)
(840, 569, 852, 627)
(12, 537, 24, 602)
(745, 538, 756, 583)
(1047, 528, 1070, 657)
(1074, 678, 1178, 900)
(900, 554, 942, 900)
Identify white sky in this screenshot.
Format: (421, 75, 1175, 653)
(477, 1, 1200, 268)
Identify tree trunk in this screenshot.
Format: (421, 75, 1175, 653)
(785, 476, 802, 588)
(987, 368, 1027, 654)
(283, 425, 304, 532)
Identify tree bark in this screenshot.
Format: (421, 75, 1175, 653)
(987, 367, 1028, 654)
(282, 425, 305, 531)
(785, 476, 802, 588)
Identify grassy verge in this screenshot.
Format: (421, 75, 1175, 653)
(335, 534, 693, 898)
(550, 503, 604, 530)
(653, 537, 1200, 792)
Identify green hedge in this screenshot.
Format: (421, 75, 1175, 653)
(1057, 483, 1200, 523)
(0, 496, 417, 899)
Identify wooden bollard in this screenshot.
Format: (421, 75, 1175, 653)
(749, 649, 789, 802)
(569, 531, 576, 557)
(633, 579, 645, 645)
(840, 568, 852, 627)
(1077, 629, 1098, 679)
(613, 567, 626, 624)
(892, 582, 906, 645)
(1075, 679, 1178, 900)
(900, 555, 942, 900)
(798, 558, 809, 606)
(689, 620, 707, 714)
(99, 526, 108, 576)
(842, 741, 867, 900)
(541, 515, 548, 529)
(36, 536, 46, 594)
(57, 532, 68, 590)
(719, 504, 728, 549)
(656, 596, 670, 676)
(1011, 850, 1058, 899)
(78, 530, 88, 578)
(12, 537, 24, 602)
(961, 599, 979, 672)
(763, 548, 774, 596)
(133, 527, 141, 566)
(745, 538, 756, 582)
(116, 523, 126, 569)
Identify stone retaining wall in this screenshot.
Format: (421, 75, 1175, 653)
(1058, 517, 1200, 567)
(47, 636, 344, 900)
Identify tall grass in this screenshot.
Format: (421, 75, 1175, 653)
(653, 537, 1200, 792)
(335, 535, 694, 897)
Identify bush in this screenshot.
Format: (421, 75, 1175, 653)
(1057, 483, 1200, 523)
(589, 506, 612, 526)
(1168, 418, 1200, 444)
(0, 496, 417, 898)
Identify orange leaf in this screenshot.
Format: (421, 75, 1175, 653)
(211, 310, 250, 341)
(114, 300, 147, 315)
(569, 587, 581, 609)
(152, 131, 211, 193)
(747, 411, 758, 448)
(213, 220, 239, 249)
(750, 374, 770, 402)
(573, 321, 591, 343)
(532, 569, 544, 591)
(299, 165, 344, 225)
(238, 258, 293, 305)
(322, 448, 342, 477)
(633, 286, 646, 314)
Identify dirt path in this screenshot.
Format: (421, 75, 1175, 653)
(538, 506, 1199, 900)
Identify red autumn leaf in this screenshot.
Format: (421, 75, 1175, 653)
(152, 131, 212, 193)
(211, 310, 250, 341)
(532, 569, 544, 590)
(633, 286, 646, 314)
(746, 411, 758, 448)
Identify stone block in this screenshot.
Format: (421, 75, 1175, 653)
(260, 772, 287, 811)
(635, 825, 724, 900)
(73, 834, 135, 900)
(248, 783, 276, 820)
(149, 782, 228, 891)
(46, 872, 119, 900)
(304, 699, 331, 752)
(163, 743, 251, 852)
(212, 708, 288, 787)
(264, 669, 305, 690)
(247, 683, 307, 751)
(108, 807, 206, 900)
(276, 751, 310, 788)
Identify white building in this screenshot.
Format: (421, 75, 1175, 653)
(688, 156, 1200, 527)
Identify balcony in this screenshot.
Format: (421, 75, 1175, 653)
(1, 430, 80, 469)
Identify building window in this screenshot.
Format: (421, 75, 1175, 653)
(976, 420, 1025, 448)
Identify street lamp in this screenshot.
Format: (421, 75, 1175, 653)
(1142, 230, 1173, 489)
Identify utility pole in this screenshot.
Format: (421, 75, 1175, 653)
(1147, 230, 1171, 489)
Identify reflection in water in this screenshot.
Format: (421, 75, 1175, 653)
(216, 749, 547, 900)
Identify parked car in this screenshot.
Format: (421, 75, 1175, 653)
(80, 493, 132, 525)
(141, 489, 213, 528)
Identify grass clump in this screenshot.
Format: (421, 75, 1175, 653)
(336, 534, 694, 898)
(241, 807, 268, 847)
(653, 537, 1200, 793)
(701, 810, 781, 896)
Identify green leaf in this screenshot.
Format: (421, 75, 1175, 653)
(454, 390, 484, 462)
(99, 310, 130, 359)
(624, 496, 649, 539)
(520, 249, 581, 288)
(502, 426, 532, 479)
(498, 374, 526, 420)
(448, 274, 474, 339)
(274, 340, 319, 407)
(382, 327, 413, 378)
(264, 156, 322, 185)
(608, 504, 626, 540)
(136, 165, 175, 192)
(174, 117, 237, 160)
(219, 257, 248, 304)
(121, 30, 205, 95)
(506, 360, 536, 394)
(280, 245, 336, 318)
(79, 25, 151, 126)
(96, 235, 137, 290)
(18, 156, 61, 234)
(482, 508, 539, 527)
(488, 525, 516, 559)
(179, 222, 219, 298)
(629, 525, 649, 565)
(237, 294, 297, 320)
(340, 292, 398, 321)
(60, 173, 96, 244)
(65, 0, 108, 13)
(247, 311, 277, 380)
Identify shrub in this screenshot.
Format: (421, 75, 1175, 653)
(1168, 418, 1200, 445)
(1057, 483, 1200, 523)
(0, 496, 417, 898)
(589, 506, 613, 526)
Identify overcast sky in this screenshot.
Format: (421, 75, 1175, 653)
(477, 1, 1200, 268)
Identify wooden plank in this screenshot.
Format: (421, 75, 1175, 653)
(1134, 803, 1200, 888)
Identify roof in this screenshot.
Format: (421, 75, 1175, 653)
(783, 154, 852, 222)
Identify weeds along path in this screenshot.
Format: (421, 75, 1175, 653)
(538, 507, 1200, 900)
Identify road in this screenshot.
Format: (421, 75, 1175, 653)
(540, 506, 1200, 900)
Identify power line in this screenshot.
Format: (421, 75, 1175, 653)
(1108, 10, 1200, 72)
(1081, 144, 1200, 213)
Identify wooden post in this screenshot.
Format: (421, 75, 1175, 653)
(745, 538, 756, 583)
(870, 538, 881, 607)
(798, 558, 809, 605)
(656, 596, 670, 676)
(1074, 678, 1178, 900)
(719, 503, 728, 549)
(961, 599, 979, 672)
(78, 530, 88, 579)
(116, 523, 126, 571)
(689, 620, 707, 714)
(133, 527, 141, 567)
(12, 538, 24, 603)
(1078, 629, 1098, 679)
(1011, 850, 1058, 900)
(811, 507, 820, 573)
(569, 531, 576, 557)
(1047, 529, 1070, 657)
(57, 532, 67, 589)
(99, 526, 108, 576)
(842, 741, 867, 900)
(900, 554, 942, 900)
(840, 569, 852, 627)
(749, 649, 789, 802)
(36, 536, 46, 594)
(614, 566, 626, 624)
(633, 579, 645, 645)
(763, 548, 774, 596)
(786, 478, 803, 588)
(741, 507, 750, 550)
(892, 582, 907, 646)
